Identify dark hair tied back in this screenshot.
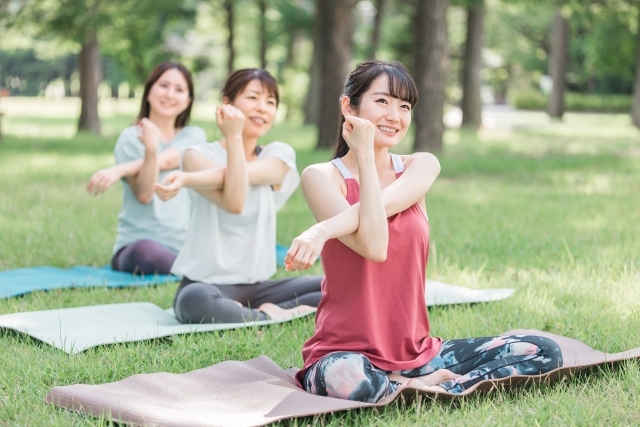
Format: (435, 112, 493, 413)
(222, 68, 279, 106)
(332, 60, 418, 159)
(136, 62, 194, 129)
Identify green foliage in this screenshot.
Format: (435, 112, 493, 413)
(100, 0, 198, 85)
(509, 90, 633, 112)
(1, 108, 640, 424)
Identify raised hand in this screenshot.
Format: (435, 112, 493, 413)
(342, 115, 375, 157)
(216, 104, 246, 141)
(284, 224, 326, 271)
(153, 171, 187, 201)
(137, 118, 162, 152)
(87, 166, 122, 196)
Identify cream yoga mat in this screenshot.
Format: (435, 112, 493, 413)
(0, 282, 514, 354)
(46, 330, 640, 427)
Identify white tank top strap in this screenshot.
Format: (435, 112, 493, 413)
(332, 157, 354, 179)
(391, 153, 405, 174)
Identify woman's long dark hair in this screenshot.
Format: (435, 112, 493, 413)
(332, 60, 418, 159)
(136, 62, 194, 129)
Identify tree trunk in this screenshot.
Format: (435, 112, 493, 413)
(413, 0, 448, 152)
(224, 0, 235, 75)
(259, 0, 267, 69)
(460, 1, 484, 129)
(317, 0, 357, 149)
(631, 7, 640, 128)
(548, 11, 568, 119)
(128, 86, 135, 98)
(111, 83, 119, 99)
(78, 31, 101, 134)
(63, 55, 74, 97)
(303, 0, 325, 125)
(368, 0, 385, 59)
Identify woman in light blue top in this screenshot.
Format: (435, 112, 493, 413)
(87, 62, 206, 274)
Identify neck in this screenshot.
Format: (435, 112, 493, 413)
(148, 111, 178, 141)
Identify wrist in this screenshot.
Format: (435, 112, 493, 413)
(145, 146, 158, 156)
(180, 172, 191, 188)
(313, 222, 331, 243)
(225, 135, 243, 145)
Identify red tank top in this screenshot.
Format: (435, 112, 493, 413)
(296, 154, 442, 385)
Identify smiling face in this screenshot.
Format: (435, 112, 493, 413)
(224, 79, 277, 139)
(147, 68, 192, 121)
(344, 74, 412, 148)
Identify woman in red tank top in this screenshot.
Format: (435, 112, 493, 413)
(285, 60, 563, 402)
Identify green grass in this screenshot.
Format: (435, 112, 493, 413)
(1, 109, 640, 426)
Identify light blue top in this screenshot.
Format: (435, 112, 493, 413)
(112, 125, 207, 255)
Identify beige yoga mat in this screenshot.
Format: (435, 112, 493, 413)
(0, 282, 514, 355)
(46, 330, 640, 427)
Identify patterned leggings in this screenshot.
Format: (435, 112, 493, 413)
(303, 335, 563, 402)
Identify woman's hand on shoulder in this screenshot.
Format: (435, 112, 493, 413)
(216, 105, 246, 141)
(137, 118, 162, 152)
(342, 115, 375, 158)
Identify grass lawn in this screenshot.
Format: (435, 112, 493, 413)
(0, 106, 639, 426)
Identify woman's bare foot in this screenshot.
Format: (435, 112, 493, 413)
(414, 369, 460, 386)
(258, 303, 316, 321)
(388, 372, 453, 394)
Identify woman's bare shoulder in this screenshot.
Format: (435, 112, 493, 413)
(401, 152, 440, 172)
(301, 161, 346, 195)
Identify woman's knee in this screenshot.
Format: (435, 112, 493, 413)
(174, 283, 224, 323)
(507, 335, 564, 371)
(304, 352, 391, 403)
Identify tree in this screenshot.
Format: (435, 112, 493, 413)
(77, 31, 101, 133)
(368, 0, 386, 59)
(304, 1, 325, 125)
(548, 9, 569, 118)
(316, 0, 358, 149)
(632, 4, 640, 128)
(461, 0, 484, 129)
(413, 0, 449, 152)
(259, 0, 267, 69)
(224, 0, 236, 75)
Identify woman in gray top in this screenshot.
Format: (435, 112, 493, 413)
(87, 62, 206, 274)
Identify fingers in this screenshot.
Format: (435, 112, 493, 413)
(284, 241, 299, 268)
(216, 105, 223, 123)
(285, 241, 318, 271)
(153, 183, 179, 201)
(87, 173, 106, 196)
(161, 171, 179, 185)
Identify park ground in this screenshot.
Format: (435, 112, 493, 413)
(0, 99, 639, 426)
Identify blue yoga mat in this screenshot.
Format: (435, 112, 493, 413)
(0, 244, 290, 299)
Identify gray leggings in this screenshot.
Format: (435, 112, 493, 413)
(173, 276, 323, 324)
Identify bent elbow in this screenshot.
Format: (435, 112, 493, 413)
(365, 246, 387, 263)
(136, 193, 153, 204)
(370, 252, 387, 263)
(225, 202, 245, 215)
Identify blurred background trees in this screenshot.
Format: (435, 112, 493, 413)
(1, 0, 639, 146)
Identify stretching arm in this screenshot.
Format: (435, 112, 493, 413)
(285, 152, 440, 270)
(286, 116, 387, 269)
(154, 153, 290, 202)
(87, 146, 180, 197)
